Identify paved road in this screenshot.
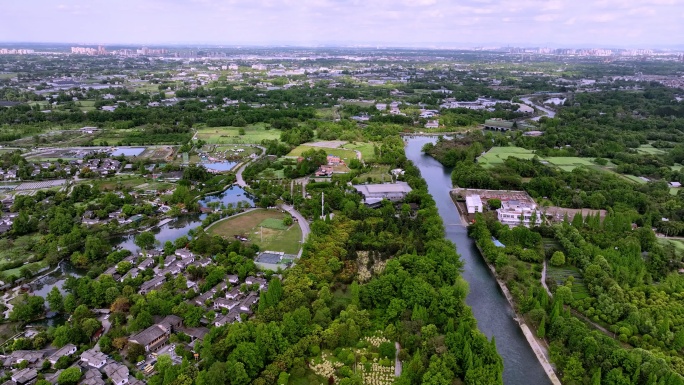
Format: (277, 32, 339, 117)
(281, 204, 310, 258)
(235, 145, 266, 188)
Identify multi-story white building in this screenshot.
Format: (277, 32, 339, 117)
(497, 200, 542, 227)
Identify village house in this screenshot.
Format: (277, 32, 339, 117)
(128, 315, 181, 352)
(139, 276, 165, 295)
(10, 368, 37, 385)
(47, 344, 77, 365)
(213, 298, 240, 311)
(80, 349, 107, 369)
(103, 362, 129, 385)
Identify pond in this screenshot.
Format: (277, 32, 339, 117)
(199, 185, 254, 209)
(201, 161, 238, 172)
(111, 147, 146, 157)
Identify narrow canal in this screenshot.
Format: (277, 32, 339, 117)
(405, 136, 551, 385)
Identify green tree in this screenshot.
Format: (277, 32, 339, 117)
(550, 251, 566, 267)
(58, 367, 82, 385)
(135, 231, 158, 252)
(46, 286, 64, 313)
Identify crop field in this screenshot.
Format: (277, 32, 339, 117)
(477, 146, 538, 167)
(195, 123, 279, 144)
(287, 145, 357, 161)
(207, 209, 301, 254)
(140, 146, 176, 161)
(547, 265, 589, 300)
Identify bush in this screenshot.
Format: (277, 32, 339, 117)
(550, 251, 566, 266)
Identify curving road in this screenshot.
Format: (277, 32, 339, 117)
(281, 204, 310, 258)
(231, 144, 309, 258)
(235, 145, 266, 188)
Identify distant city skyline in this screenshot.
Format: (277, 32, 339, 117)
(1, 0, 682, 48)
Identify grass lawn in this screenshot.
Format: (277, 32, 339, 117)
(84, 176, 157, 192)
(671, 188, 680, 196)
(621, 174, 648, 184)
(636, 145, 666, 155)
(358, 165, 392, 183)
(2, 261, 48, 279)
(477, 146, 538, 168)
(0, 73, 17, 80)
(208, 209, 302, 254)
(195, 123, 279, 144)
(545, 157, 596, 171)
(342, 142, 376, 161)
(547, 264, 589, 300)
(257, 168, 285, 179)
(672, 164, 683, 172)
(287, 145, 357, 161)
(658, 238, 684, 252)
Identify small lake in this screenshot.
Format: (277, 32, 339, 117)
(199, 185, 254, 209)
(111, 147, 146, 157)
(201, 161, 238, 172)
(27, 187, 251, 316)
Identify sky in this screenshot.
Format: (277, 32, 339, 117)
(1, 0, 683, 48)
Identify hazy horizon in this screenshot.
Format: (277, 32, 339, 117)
(1, 0, 683, 48)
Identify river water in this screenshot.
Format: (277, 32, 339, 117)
(405, 136, 551, 385)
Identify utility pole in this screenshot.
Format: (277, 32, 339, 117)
(321, 192, 324, 219)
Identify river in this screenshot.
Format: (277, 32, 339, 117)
(521, 97, 557, 121)
(405, 136, 551, 385)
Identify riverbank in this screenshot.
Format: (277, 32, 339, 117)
(475, 243, 562, 385)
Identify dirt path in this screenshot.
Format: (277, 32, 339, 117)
(394, 342, 402, 377)
(541, 260, 552, 296)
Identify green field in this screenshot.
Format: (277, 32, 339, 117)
(358, 165, 391, 183)
(287, 145, 357, 161)
(0, 73, 16, 80)
(195, 123, 279, 144)
(477, 146, 538, 167)
(208, 209, 302, 254)
(545, 157, 597, 172)
(342, 142, 376, 161)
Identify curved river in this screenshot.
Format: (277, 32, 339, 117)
(405, 136, 551, 385)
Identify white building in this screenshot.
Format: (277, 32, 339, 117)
(496, 200, 542, 228)
(465, 195, 483, 214)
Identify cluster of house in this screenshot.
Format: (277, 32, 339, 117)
(0, 343, 146, 385)
(315, 155, 345, 177)
(0, 211, 17, 234)
(101, 248, 209, 289)
(80, 158, 122, 176)
(203, 276, 267, 327)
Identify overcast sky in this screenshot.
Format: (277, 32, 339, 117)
(1, 0, 682, 48)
